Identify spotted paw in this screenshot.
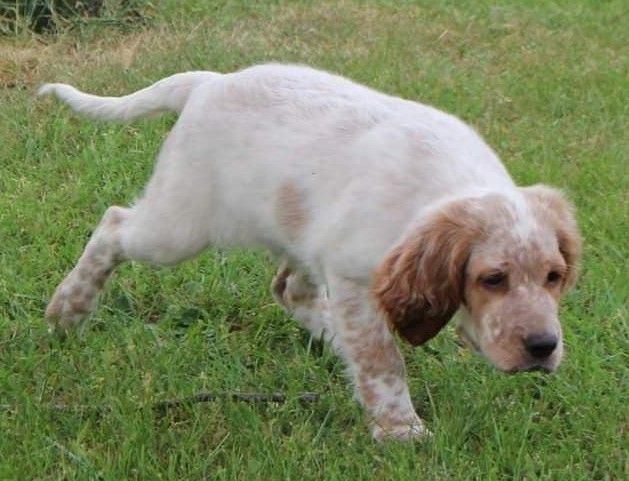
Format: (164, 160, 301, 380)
(371, 418, 432, 442)
(45, 271, 99, 332)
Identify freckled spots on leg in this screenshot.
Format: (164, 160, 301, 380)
(393, 385, 405, 397)
(352, 331, 402, 375)
(373, 339, 400, 368)
(70, 285, 84, 297)
(338, 297, 365, 320)
(78, 266, 91, 281)
(382, 374, 399, 388)
(45, 298, 61, 319)
(357, 376, 378, 407)
(70, 299, 90, 314)
(90, 242, 109, 258)
(90, 257, 107, 272)
(93, 275, 107, 289)
(105, 207, 125, 227)
(350, 344, 364, 362)
(330, 283, 421, 438)
(344, 319, 361, 331)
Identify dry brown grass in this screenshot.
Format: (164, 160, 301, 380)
(0, 2, 432, 89)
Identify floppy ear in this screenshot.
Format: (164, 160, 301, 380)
(521, 185, 582, 291)
(372, 200, 482, 346)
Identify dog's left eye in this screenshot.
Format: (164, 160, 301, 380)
(546, 270, 562, 284)
(481, 272, 508, 289)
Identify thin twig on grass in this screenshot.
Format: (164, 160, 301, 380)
(154, 391, 320, 413)
(0, 391, 320, 415)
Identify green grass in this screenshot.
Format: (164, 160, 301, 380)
(1, 0, 627, 479)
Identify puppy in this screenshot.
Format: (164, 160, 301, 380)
(39, 64, 581, 440)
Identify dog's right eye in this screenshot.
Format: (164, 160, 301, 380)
(480, 272, 508, 289)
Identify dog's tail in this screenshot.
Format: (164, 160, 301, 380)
(38, 71, 217, 122)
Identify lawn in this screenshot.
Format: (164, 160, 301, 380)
(0, 0, 627, 479)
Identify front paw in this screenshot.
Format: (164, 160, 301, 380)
(45, 272, 98, 332)
(371, 416, 432, 441)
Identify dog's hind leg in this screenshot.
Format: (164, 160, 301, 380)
(45, 197, 213, 333)
(45, 122, 218, 332)
(271, 261, 331, 339)
(45, 205, 130, 332)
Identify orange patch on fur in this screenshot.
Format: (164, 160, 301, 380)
(275, 182, 308, 239)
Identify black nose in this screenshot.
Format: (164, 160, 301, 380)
(524, 333, 558, 359)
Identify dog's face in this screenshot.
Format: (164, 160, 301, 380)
(456, 224, 569, 373)
(373, 185, 581, 373)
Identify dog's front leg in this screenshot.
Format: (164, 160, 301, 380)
(326, 275, 428, 440)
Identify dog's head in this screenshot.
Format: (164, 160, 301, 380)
(372, 185, 581, 373)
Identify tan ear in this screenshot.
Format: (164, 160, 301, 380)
(372, 200, 482, 346)
(521, 185, 582, 291)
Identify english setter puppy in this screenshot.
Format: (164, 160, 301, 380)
(39, 64, 581, 440)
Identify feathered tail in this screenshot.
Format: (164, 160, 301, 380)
(38, 71, 217, 121)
